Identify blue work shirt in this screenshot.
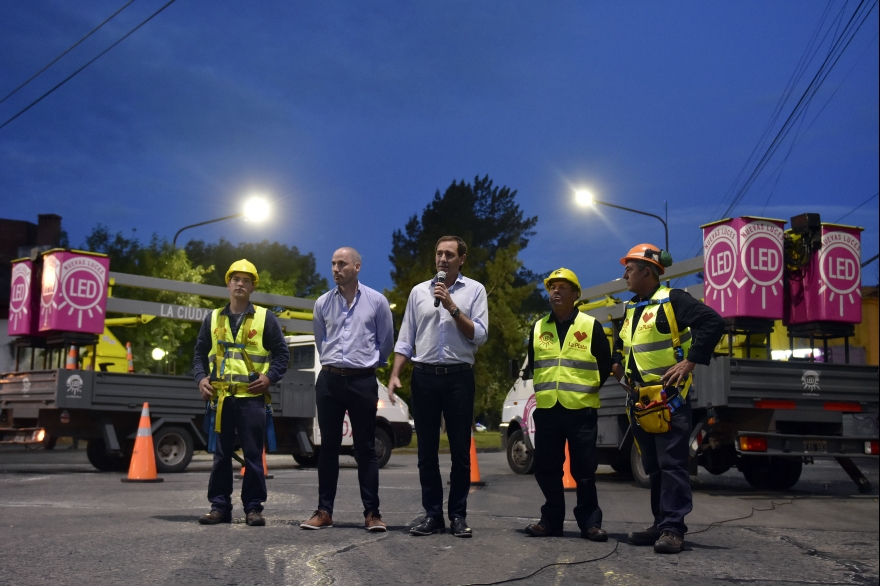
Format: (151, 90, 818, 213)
(394, 273, 488, 365)
(312, 283, 394, 369)
(193, 302, 290, 384)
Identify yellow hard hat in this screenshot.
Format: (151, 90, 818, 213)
(225, 259, 259, 287)
(619, 243, 670, 274)
(543, 268, 581, 295)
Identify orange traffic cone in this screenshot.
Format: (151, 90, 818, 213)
(125, 342, 134, 373)
(469, 432, 485, 486)
(563, 441, 577, 492)
(65, 346, 77, 370)
(121, 402, 163, 483)
(237, 448, 273, 480)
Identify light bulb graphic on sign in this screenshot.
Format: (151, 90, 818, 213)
(8, 261, 33, 335)
(39, 251, 109, 334)
(818, 230, 861, 318)
(704, 224, 737, 314)
(738, 221, 783, 312)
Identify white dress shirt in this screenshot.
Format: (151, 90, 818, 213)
(394, 273, 489, 365)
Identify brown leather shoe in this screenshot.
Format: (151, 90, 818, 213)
(654, 531, 683, 554)
(581, 527, 608, 542)
(300, 509, 333, 529)
(365, 511, 387, 532)
(198, 510, 231, 525)
(525, 522, 563, 537)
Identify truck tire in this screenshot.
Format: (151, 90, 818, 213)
(374, 428, 393, 469)
(154, 425, 194, 473)
(739, 456, 802, 490)
(506, 429, 536, 475)
(630, 442, 650, 488)
(86, 438, 131, 472)
(293, 451, 320, 467)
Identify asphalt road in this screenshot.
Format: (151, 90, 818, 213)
(0, 444, 877, 586)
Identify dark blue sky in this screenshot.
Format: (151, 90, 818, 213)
(2, 1, 878, 292)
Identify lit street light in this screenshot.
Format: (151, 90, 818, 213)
(574, 189, 669, 253)
(172, 195, 271, 247)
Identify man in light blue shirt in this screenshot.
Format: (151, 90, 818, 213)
(301, 247, 394, 532)
(388, 235, 489, 537)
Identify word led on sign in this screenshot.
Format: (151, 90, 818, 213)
(8, 259, 38, 336)
(787, 224, 862, 324)
(39, 250, 110, 334)
(702, 217, 785, 319)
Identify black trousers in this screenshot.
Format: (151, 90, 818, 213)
(315, 370, 380, 517)
(208, 396, 266, 514)
(410, 367, 475, 520)
(630, 396, 693, 537)
(533, 402, 603, 531)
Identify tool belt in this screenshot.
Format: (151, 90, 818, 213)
(628, 382, 688, 434)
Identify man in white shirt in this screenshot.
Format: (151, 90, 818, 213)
(388, 236, 489, 538)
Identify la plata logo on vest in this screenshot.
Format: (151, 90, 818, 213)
(568, 330, 590, 350)
(538, 332, 555, 348)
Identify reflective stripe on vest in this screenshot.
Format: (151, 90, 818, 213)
(619, 286, 691, 387)
(533, 312, 601, 409)
(208, 305, 270, 397)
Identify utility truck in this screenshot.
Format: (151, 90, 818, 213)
(501, 216, 879, 493)
(1, 261, 412, 472)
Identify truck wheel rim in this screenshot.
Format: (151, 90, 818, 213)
(157, 433, 184, 465)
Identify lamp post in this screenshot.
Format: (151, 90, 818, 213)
(574, 189, 669, 253)
(172, 196, 271, 248)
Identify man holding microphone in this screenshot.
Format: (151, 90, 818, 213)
(388, 236, 489, 538)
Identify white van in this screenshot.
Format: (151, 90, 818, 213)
(286, 335, 413, 468)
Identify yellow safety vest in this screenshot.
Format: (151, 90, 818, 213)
(533, 311, 602, 409)
(209, 305, 270, 396)
(619, 286, 692, 396)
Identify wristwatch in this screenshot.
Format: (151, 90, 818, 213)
(451, 307, 461, 319)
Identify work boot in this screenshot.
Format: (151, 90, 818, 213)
(365, 511, 387, 532)
(654, 531, 684, 554)
(198, 510, 231, 525)
(450, 517, 473, 538)
(300, 509, 333, 529)
(246, 510, 265, 526)
(524, 522, 563, 537)
(581, 527, 608, 542)
(628, 526, 662, 545)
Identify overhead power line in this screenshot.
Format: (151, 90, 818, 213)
(0, 0, 178, 132)
(0, 0, 135, 107)
(834, 191, 879, 223)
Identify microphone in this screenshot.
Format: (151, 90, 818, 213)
(434, 271, 446, 307)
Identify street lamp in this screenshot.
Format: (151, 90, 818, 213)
(172, 196, 271, 247)
(574, 189, 669, 253)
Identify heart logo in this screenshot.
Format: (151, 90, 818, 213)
(642, 311, 654, 323)
(248, 329, 258, 339)
(574, 331, 588, 342)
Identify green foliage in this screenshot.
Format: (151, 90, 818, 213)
(83, 226, 213, 374)
(185, 238, 328, 298)
(385, 176, 541, 426)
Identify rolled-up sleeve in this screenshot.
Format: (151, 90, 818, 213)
(376, 295, 395, 365)
(393, 288, 417, 358)
(469, 284, 489, 347)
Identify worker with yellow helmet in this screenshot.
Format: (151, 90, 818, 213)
(192, 259, 290, 526)
(523, 268, 612, 541)
(612, 244, 723, 553)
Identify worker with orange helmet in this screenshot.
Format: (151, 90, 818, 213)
(612, 244, 724, 553)
(192, 259, 290, 527)
(522, 268, 613, 541)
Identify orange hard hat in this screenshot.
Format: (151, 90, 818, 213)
(620, 243, 666, 274)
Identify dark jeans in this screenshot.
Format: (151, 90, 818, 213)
(533, 402, 603, 531)
(208, 396, 266, 514)
(630, 396, 693, 537)
(410, 367, 475, 520)
(316, 370, 380, 517)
